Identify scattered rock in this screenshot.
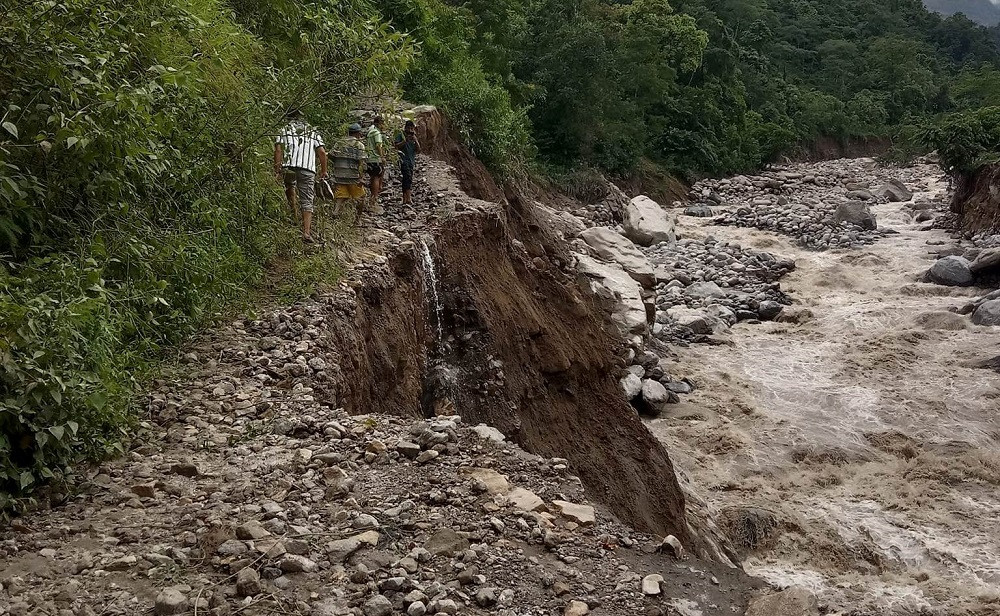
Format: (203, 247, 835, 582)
(424, 528, 470, 557)
(278, 554, 317, 573)
(236, 567, 261, 597)
(564, 600, 591, 616)
(363, 595, 394, 616)
(154, 588, 189, 615)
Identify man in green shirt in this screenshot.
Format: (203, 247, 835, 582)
(365, 116, 385, 214)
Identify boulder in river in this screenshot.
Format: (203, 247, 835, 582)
(579, 226, 656, 288)
(833, 201, 877, 230)
(877, 179, 913, 202)
(757, 300, 783, 321)
(624, 195, 677, 247)
(970, 248, 1000, 275)
(972, 299, 1000, 326)
(684, 205, 715, 217)
(926, 256, 973, 287)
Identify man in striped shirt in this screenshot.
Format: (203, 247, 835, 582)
(274, 110, 327, 243)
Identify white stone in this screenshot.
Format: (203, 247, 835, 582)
(577, 255, 648, 335)
(642, 574, 664, 595)
(624, 195, 677, 247)
(550, 500, 596, 526)
(508, 487, 545, 512)
(579, 227, 655, 288)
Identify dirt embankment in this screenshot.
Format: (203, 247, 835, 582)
(323, 110, 692, 544)
(951, 164, 1000, 234)
(786, 136, 893, 163)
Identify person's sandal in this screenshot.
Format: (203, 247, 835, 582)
(302, 235, 315, 244)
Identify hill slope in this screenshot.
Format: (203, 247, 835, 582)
(924, 0, 1000, 25)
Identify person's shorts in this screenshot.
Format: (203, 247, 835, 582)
(283, 168, 316, 212)
(334, 183, 366, 199)
(366, 162, 384, 179)
(400, 164, 414, 192)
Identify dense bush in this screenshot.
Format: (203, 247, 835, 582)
(919, 106, 1000, 173)
(0, 0, 410, 510)
(378, 0, 532, 175)
(381, 0, 1000, 179)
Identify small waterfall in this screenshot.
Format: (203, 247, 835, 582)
(420, 239, 444, 345)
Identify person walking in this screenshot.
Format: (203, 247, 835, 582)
(393, 120, 421, 205)
(365, 115, 386, 214)
(330, 123, 368, 224)
(274, 110, 327, 242)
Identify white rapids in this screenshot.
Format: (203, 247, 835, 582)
(649, 159, 1000, 615)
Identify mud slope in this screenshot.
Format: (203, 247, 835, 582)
(951, 164, 1000, 235)
(327, 195, 690, 543)
(430, 198, 689, 541)
(320, 110, 692, 542)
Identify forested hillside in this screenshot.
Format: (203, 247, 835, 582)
(382, 0, 1000, 179)
(4, 0, 1000, 508)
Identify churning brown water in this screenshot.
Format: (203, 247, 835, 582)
(652, 163, 1000, 615)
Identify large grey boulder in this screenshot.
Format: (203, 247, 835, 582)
(620, 373, 642, 399)
(624, 195, 677, 247)
(972, 300, 1000, 326)
(576, 255, 649, 334)
(970, 248, 1000, 275)
(579, 227, 655, 288)
(927, 256, 973, 287)
(534, 203, 586, 239)
(877, 179, 913, 202)
(833, 201, 877, 230)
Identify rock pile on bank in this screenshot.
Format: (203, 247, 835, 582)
(648, 237, 794, 330)
(685, 159, 940, 250)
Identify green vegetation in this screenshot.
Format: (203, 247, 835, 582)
(4, 0, 1000, 509)
(0, 0, 410, 510)
(920, 106, 1000, 173)
(380, 0, 1000, 178)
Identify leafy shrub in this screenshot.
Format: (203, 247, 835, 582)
(0, 0, 410, 510)
(919, 107, 1000, 173)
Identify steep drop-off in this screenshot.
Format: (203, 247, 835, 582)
(318, 109, 693, 543)
(951, 164, 1000, 234)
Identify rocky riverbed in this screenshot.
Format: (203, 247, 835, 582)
(652, 160, 1000, 615)
(5, 138, 1000, 616)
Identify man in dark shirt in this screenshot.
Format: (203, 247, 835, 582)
(393, 120, 421, 205)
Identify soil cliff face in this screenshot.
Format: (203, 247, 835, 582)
(323, 109, 691, 542)
(433, 201, 689, 541)
(952, 164, 1000, 234)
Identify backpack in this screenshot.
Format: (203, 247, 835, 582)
(331, 138, 365, 185)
